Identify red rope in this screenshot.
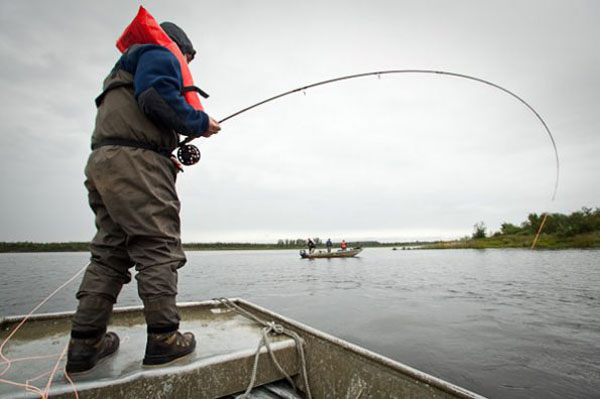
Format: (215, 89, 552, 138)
(0, 263, 87, 398)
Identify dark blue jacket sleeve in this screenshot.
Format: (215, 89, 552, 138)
(120, 45, 209, 137)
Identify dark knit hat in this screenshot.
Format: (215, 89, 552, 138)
(160, 22, 196, 58)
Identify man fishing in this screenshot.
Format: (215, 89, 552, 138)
(66, 8, 221, 374)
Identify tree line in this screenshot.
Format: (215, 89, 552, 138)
(473, 207, 600, 239)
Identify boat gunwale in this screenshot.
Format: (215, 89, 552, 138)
(234, 298, 486, 399)
(300, 247, 363, 259)
(0, 299, 234, 326)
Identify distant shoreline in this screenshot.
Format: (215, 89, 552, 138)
(418, 232, 600, 250)
(0, 233, 598, 253)
(0, 241, 423, 253)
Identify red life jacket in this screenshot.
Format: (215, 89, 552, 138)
(116, 6, 204, 111)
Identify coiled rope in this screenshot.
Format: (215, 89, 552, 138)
(215, 298, 312, 399)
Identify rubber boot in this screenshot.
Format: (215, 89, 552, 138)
(65, 332, 120, 375)
(142, 331, 196, 366)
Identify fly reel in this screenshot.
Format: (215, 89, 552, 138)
(177, 144, 201, 165)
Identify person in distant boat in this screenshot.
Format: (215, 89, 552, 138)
(66, 12, 221, 375)
(307, 238, 316, 254)
(341, 240, 347, 251)
(326, 238, 332, 253)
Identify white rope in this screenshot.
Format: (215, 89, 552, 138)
(215, 298, 312, 399)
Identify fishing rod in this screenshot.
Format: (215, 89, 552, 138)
(177, 69, 560, 201)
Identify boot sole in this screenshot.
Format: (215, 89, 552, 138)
(142, 350, 195, 368)
(64, 349, 118, 377)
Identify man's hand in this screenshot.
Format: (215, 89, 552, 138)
(204, 117, 221, 137)
(170, 155, 184, 173)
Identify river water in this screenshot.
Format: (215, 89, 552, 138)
(1, 248, 598, 398)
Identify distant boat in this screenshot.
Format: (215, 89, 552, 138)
(300, 247, 363, 259)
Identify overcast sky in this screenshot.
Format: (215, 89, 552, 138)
(0, 0, 598, 243)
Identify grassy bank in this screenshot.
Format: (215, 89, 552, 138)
(419, 232, 600, 250)
(0, 242, 91, 253)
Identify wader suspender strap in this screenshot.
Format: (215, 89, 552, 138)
(95, 81, 134, 107)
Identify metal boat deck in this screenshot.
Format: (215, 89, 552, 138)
(1, 301, 298, 398)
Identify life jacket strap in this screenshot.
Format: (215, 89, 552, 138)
(182, 85, 210, 99)
(92, 139, 172, 158)
(95, 82, 209, 109)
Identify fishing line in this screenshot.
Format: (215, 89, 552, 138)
(179, 69, 560, 203)
(0, 263, 87, 398)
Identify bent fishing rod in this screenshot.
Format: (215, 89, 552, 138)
(177, 69, 560, 201)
